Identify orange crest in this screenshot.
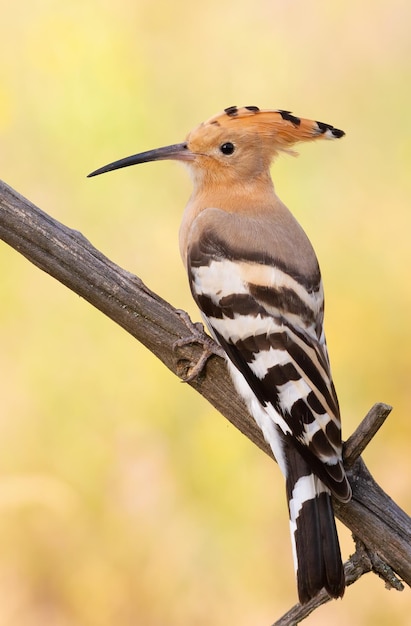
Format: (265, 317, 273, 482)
(200, 105, 344, 153)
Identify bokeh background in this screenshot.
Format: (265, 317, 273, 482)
(0, 1, 410, 624)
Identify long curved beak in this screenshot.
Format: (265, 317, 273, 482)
(87, 142, 194, 178)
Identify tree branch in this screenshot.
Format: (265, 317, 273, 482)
(343, 402, 393, 466)
(1, 180, 410, 622)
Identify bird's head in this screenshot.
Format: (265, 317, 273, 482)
(88, 105, 344, 185)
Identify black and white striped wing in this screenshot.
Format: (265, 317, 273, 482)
(187, 230, 351, 503)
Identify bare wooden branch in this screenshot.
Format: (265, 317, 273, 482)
(0, 179, 267, 453)
(344, 402, 393, 466)
(0, 179, 410, 622)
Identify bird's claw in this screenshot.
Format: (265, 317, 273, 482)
(173, 309, 224, 382)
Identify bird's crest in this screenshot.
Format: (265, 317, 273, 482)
(199, 105, 344, 155)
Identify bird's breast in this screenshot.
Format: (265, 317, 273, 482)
(180, 200, 321, 288)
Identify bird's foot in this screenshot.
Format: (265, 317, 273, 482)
(173, 309, 224, 382)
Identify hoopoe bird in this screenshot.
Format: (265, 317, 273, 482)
(88, 105, 352, 604)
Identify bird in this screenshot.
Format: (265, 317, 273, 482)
(88, 105, 352, 604)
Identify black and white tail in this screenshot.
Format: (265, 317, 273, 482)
(285, 443, 344, 603)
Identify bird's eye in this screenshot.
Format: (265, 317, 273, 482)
(220, 142, 235, 155)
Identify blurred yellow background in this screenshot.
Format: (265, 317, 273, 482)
(0, 1, 410, 624)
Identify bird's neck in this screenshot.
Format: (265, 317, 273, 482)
(190, 170, 277, 215)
